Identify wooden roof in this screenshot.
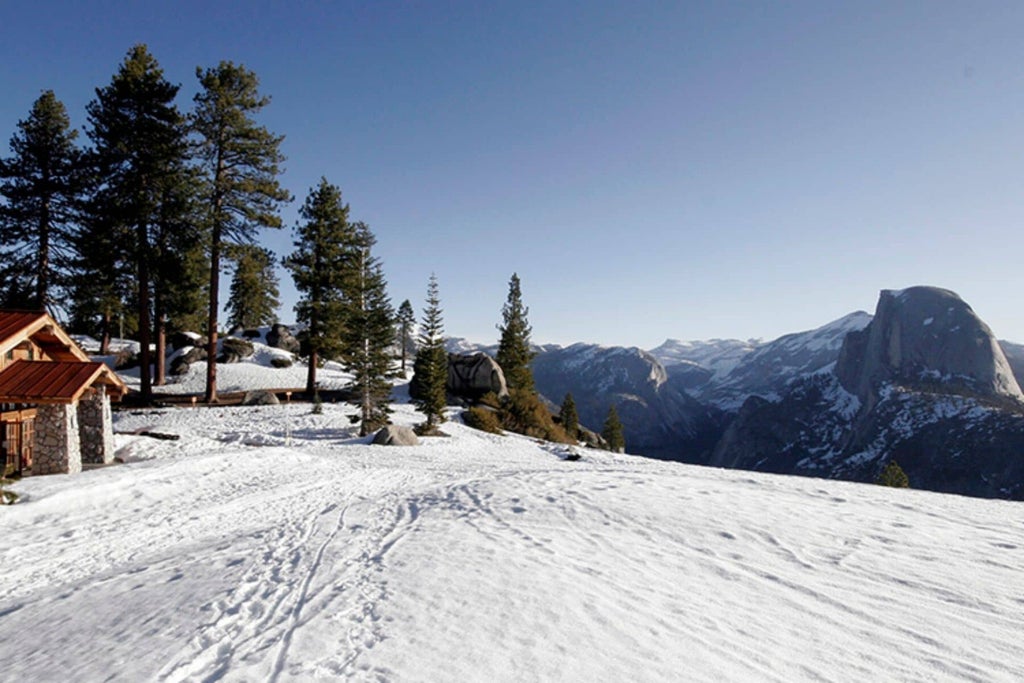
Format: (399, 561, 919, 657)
(0, 310, 90, 362)
(0, 360, 126, 404)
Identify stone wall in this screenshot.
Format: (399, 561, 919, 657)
(34, 403, 81, 475)
(78, 387, 114, 465)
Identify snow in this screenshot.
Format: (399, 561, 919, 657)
(112, 336, 355, 395)
(2, 397, 1024, 681)
(649, 337, 759, 381)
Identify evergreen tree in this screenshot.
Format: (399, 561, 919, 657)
(339, 222, 394, 436)
(413, 274, 448, 429)
(0, 90, 85, 311)
(560, 392, 579, 441)
(85, 44, 191, 402)
(396, 298, 416, 376)
(226, 243, 280, 330)
(68, 204, 133, 353)
(192, 61, 290, 403)
(152, 164, 207, 385)
(602, 404, 625, 453)
(876, 460, 910, 488)
(496, 272, 535, 392)
(285, 178, 353, 395)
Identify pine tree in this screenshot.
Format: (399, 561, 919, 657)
(602, 404, 625, 453)
(68, 205, 133, 354)
(0, 90, 85, 311)
(413, 274, 448, 429)
(496, 273, 535, 392)
(285, 179, 354, 395)
(152, 164, 207, 385)
(85, 44, 191, 402)
(876, 460, 910, 488)
(339, 222, 394, 436)
(560, 392, 579, 441)
(192, 61, 290, 403)
(396, 299, 416, 376)
(226, 244, 280, 330)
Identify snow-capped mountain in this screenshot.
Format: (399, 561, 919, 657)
(430, 291, 1024, 497)
(650, 313, 872, 410)
(712, 287, 1024, 499)
(701, 311, 873, 409)
(648, 337, 759, 383)
(530, 343, 724, 458)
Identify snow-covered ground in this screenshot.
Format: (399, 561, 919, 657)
(2, 396, 1023, 681)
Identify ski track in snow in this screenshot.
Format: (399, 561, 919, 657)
(1, 402, 1023, 681)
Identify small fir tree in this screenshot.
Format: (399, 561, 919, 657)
(876, 460, 910, 488)
(339, 222, 394, 436)
(0, 90, 85, 311)
(602, 404, 625, 453)
(396, 299, 416, 376)
(496, 273, 536, 392)
(285, 178, 354, 395)
(226, 244, 280, 330)
(192, 60, 291, 403)
(413, 274, 448, 429)
(560, 392, 579, 441)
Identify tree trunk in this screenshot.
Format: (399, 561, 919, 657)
(306, 348, 318, 396)
(154, 310, 166, 386)
(138, 221, 152, 405)
(205, 225, 220, 403)
(205, 164, 225, 404)
(37, 191, 51, 311)
(100, 308, 112, 355)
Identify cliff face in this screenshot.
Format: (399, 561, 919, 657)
(836, 287, 1022, 406)
(711, 287, 1024, 500)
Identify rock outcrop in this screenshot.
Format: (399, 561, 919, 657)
(410, 352, 509, 403)
(836, 287, 1023, 407)
(373, 425, 419, 446)
(447, 353, 508, 400)
(266, 324, 301, 355)
(218, 337, 255, 364)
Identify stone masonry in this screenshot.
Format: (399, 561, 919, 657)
(78, 387, 114, 465)
(34, 403, 82, 475)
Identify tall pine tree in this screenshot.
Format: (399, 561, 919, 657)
(396, 299, 416, 376)
(339, 222, 394, 436)
(85, 44, 191, 402)
(152, 164, 207, 386)
(68, 202, 133, 354)
(496, 273, 535, 392)
(413, 274, 447, 429)
(285, 179, 353, 395)
(0, 90, 85, 311)
(226, 243, 280, 330)
(192, 61, 290, 403)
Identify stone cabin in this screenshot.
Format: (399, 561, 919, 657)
(0, 310, 127, 476)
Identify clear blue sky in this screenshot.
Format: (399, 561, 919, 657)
(4, 1, 1024, 348)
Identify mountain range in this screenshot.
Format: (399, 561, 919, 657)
(448, 286, 1024, 499)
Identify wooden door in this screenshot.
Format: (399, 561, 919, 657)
(20, 419, 33, 470)
(3, 421, 20, 475)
